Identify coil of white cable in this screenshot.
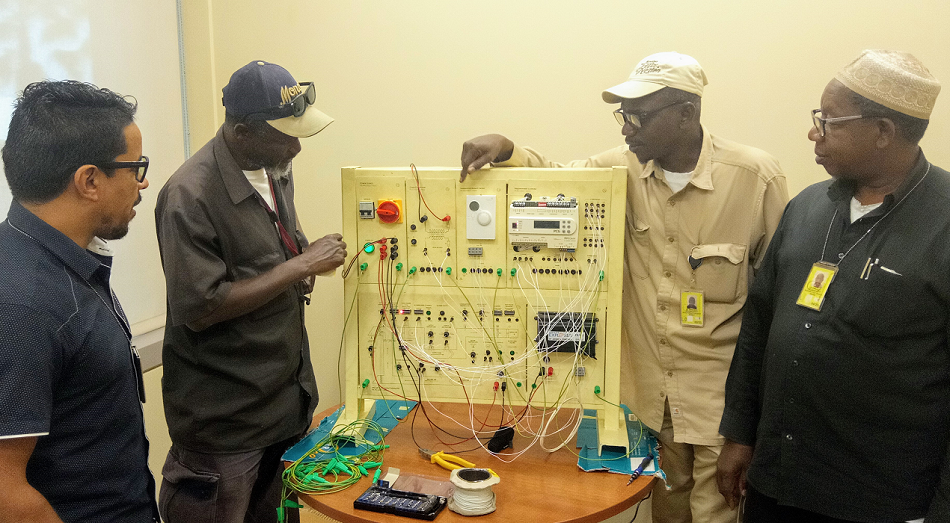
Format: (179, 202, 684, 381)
(448, 468, 500, 516)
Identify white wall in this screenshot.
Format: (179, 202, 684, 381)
(0, 0, 184, 334)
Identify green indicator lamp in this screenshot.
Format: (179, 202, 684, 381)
(446, 267, 452, 275)
(599, 270, 605, 281)
(510, 268, 517, 276)
(426, 311, 431, 316)
(509, 350, 515, 355)
(594, 385, 601, 395)
(531, 383, 537, 389)
(409, 266, 417, 274)
(461, 268, 467, 273)
(496, 268, 502, 276)
(516, 381, 522, 387)
(359, 262, 368, 271)
(362, 379, 370, 388)
(396, 263, 403, 271)
(364, 244, 376, 254)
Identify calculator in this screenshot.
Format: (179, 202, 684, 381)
(353, 483, 448, 520)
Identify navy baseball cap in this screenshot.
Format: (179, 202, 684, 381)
(222, 60, 334, 138)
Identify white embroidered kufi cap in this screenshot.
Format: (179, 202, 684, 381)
(835, 49, 940, 120)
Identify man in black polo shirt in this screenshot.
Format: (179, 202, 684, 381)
(0, 81, 157, 521)
(155, 61, 346, 522)
(718, 50, 949, 522)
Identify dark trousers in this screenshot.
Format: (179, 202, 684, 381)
(158, 437, 300, 523)
(744, 483, 908, 523)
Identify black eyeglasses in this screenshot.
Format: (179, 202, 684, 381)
(245, 82, 316, 120)
(614, 101, 686, 128)
(98, 155, 149, 182)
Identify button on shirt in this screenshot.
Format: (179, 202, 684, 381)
(720, 154, 950, 521)
(0, 201, 157, 522)
(497, 126, 788, 443)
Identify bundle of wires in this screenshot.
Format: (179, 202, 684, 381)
(278, 418, 388, 521)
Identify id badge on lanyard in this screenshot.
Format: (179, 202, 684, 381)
(796, 262, 838, 311)
(681, 291, 704, 327)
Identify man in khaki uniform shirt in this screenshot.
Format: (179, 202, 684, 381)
(460, 52, 787, 523)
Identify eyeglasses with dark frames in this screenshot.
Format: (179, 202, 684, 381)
(811, 109, 865, 137)
(97, 155, 149, 182)
(613, 101, 687, 129)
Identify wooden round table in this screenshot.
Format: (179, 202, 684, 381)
(295, 402, 654, 523)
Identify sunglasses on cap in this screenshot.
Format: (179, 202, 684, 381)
(245, 82, 316, 120)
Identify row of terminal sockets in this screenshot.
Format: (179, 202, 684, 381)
(584, 204, 606, 253)
(385, 308, 517, 323)
(473, 309, 519, 364)
(583, 236, 605, 248)
(520, 254, 593, 274)
(382, 309, 517, 371)
(412, 246, 450, 272)
(472, 345, 521, 364)
(379, 337, 445, 373)
(384, 313, 521, 371)
(585, 202, 606, 219)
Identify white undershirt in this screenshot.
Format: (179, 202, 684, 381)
(661, 168, 693, 193)
(850, 196, 882, 223)
(244, 168, 276, 212)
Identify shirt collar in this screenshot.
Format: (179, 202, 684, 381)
(6, 200, 104, 281)
(826, 150, 930, 208)
(638, 125, 714, 190)
(213, 126, 259, 205)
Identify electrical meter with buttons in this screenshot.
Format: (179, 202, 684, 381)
(508, 195, 579, 250)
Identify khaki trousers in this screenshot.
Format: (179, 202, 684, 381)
(651, 401, 738, 523)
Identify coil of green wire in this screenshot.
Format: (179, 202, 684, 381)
(279, 418, 388, 521)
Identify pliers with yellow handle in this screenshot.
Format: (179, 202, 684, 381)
(418, 448, 498, 477)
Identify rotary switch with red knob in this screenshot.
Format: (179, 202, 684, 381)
(376, 200, 402, 224)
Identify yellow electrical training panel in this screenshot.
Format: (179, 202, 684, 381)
(339, 166, 628, 453)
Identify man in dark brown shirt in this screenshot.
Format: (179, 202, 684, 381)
(155, 61, 346, 523)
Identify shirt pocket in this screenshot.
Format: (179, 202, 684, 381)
(689, 243, 747, 303)
(626, 211, 651, 280)
(230, 248, 284, 281)
(838, 267, 925, 338)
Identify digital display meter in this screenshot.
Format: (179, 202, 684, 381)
(508, 196, 578, 250)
